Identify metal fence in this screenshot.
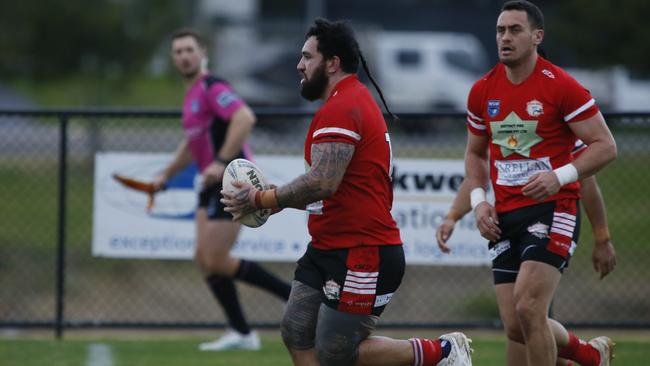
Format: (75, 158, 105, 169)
(1, 108, 649, 338)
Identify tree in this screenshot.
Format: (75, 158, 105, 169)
(0, 0, 192, 80)
(551, 0, 650, 77)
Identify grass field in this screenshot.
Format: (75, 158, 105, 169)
(2, 329, 650, 366)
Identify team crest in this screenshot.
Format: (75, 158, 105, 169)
(527, 222, 550, 239)
(488, 100, 501, 117)
(526, 99, 544, 117)
(323, 279, 340, 300)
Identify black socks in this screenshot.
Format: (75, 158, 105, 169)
(234, 260, 291, 300)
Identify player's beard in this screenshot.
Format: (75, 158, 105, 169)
(300, 61, 328, 101)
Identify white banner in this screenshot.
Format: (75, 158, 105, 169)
(92, 153, 490, 265)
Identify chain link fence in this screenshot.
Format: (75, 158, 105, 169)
(1, 109, 648, 335)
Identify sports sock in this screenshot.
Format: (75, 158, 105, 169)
(206, 274, 250, 335)
(409, 338, 443, 366)
(558, 332, 600, 366)
(234, 259, 291, 300)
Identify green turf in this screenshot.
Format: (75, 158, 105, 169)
(1, 334, 649, 366)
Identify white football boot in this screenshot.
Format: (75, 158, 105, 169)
(198, 329, 261, 351)
(589, 336, 615, 366)
(437, 332, 473, 366)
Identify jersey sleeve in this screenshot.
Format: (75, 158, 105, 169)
(466, 82, 488, 136)
(206, 82, 246, 121)
(560, 71, 599, 123)
(311, 105, 361, 145)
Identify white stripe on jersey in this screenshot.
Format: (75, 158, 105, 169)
(467, 109, 484, 121)
(551, 227, 574, 238)
(554, 212, 577, 221)
(564, 98, 596, 122)
(344, 275, 377, 283)
(553, 216, 576, 227)
(347, 270, 378, 277)
(313, 127, 361, 141)
(553, 222, 575, 232)
(466, 117, 487, 130)
(343, 280, 377, 289)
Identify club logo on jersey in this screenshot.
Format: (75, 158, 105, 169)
(528, 222, 550, 239)
(487, 100, 501, 117)
(542, 69, 556, 79)
(323, 279, 341, 300)
(489, 111, 542, 157)
(216, 91, 238, 108)
(526, 99, 544, 117)
(191, 99, 200, 113)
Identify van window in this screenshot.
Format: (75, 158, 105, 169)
(396, 50, 421, 68)
(444, 50, 485, 75)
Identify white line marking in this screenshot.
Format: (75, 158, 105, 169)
(85, 343, 114, 366)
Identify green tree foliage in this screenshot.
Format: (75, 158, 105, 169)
(552, 0, 650, 77)
(0, 0, 192, 81)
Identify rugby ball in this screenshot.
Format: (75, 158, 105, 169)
(222, 159, 272, 228)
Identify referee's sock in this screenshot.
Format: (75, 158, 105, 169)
(558, 332, 600, 366)
(206, 274, 251, 335)
(234, 259, 291, 300)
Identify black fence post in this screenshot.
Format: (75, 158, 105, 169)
(55, 114, 68, 339)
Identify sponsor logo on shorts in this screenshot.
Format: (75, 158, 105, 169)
(374, 293, 394, 307)
(323, 279, 340, 300)
(527, 221, 550, 239)
(489, 240, 511, 260)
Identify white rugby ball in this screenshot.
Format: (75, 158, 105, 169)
(222, 158, 272, 228)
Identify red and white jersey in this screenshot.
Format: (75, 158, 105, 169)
(466, 57, 599, 213)
(304, 75, 402, 250)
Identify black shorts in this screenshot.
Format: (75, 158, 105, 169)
(294, 244, 405, 316)
(197, 182, 231, 220)
(490, 199, 580, 284)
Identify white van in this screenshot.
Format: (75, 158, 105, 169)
(370, 31, 489, 112)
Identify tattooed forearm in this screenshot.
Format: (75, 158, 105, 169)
(276, 142, 355, 209)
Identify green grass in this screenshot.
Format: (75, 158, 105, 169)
(2, 331, 649, 366)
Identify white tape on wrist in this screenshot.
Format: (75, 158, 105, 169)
(470, 188, 487, 210)
(553, 163, 579, 186)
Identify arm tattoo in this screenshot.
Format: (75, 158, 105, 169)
(276, 142, 355, 209)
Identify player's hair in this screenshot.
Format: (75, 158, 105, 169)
(501, 0, 545, 30)
(306, 18, 397, 121)
(171, 28, 206, 47)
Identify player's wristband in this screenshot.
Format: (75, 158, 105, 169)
(553, 163, 579, 186)
(446, 207, 464, 221)
(470, 188, 487, 210)
(254, 188, 279, 209)
(214, 156, 231, 165)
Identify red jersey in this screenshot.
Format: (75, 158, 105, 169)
(466, 57, 599, 213)
(304, 75, 402, 250)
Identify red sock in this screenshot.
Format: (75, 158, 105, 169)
(558, 332, 601, 366)
(409, 338, 442, 366)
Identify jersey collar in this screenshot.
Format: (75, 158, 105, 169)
(327, 74, 358, 100)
